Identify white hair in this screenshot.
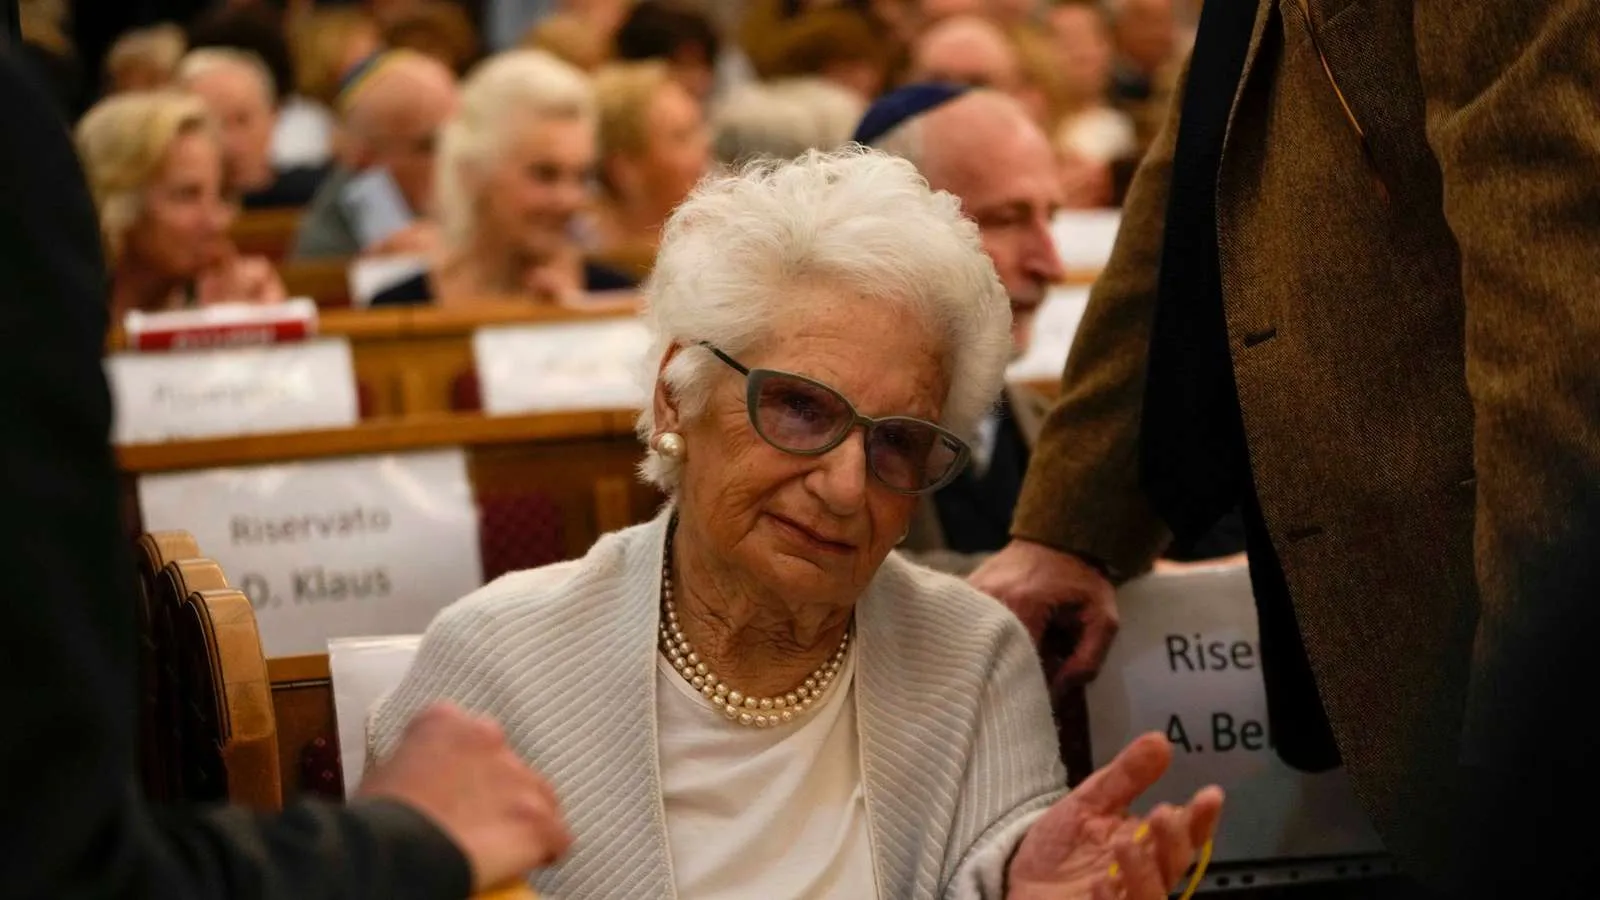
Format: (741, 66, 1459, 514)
(635, 147, 1013, 493)
(710, 77, 866, 167)
(176, 47, 276, 105)
(434, 50, 594, 250)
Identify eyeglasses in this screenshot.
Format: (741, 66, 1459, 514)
(699, 343, 971, 495)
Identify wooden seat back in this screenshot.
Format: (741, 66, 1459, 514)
(280, 258, 353, 309)
(174, 586, 283, 810)
(134, 531, 199, 801)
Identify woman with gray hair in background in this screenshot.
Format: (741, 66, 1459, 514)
(709, 76, 865, 167)
(370, 49, 637, 308)
(368, 147, 1222, 898)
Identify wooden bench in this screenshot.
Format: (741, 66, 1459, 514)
(119, 411, 664, 797)
(231, 209, 304, 262)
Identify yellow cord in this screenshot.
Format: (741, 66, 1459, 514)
(1106, 834, 1214, 899)
(1176, 839, 1214, 900)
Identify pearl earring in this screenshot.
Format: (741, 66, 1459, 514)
(655, 431, 686, 459)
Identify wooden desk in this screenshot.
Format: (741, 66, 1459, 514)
(231, 209, 303, 261)
(107, 301, 641, 419)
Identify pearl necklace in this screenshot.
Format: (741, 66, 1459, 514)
(659, 531, 851, 729)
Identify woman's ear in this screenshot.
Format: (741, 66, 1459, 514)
(651, 342, 684, 437)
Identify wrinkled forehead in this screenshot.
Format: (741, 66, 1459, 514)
(739, 291, 950, 420)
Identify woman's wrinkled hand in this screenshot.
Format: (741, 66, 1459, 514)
(1007, 733, 1223, 900)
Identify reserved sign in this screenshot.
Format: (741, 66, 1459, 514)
(1084, 564, 1385, 863)
(137, 449, 483, 656)
(330, 634, 422, 794)
(473, 318, 650, 415)
(107, 337, 359, 444)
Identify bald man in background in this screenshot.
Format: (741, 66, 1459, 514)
(292, 51, 459, 260)
(869, 84, 1064, 578)
(908, 14, 1022, 92)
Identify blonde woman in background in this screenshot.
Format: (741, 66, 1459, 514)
(588, 60, 711, 280)
(76, 91, 285, 319)
(370, 51, 637, 307)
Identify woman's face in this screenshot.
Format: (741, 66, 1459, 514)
(1049, 5, 1115, 103)
(123, 131, 233, 282)
(478, 116, 595, 260)
(667, 281, 949, 611)
(634, 81, 710, 217)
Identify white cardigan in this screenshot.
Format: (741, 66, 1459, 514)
(369, 509, 1067, 899)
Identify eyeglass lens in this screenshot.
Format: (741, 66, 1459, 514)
(750, 370, 962, 492)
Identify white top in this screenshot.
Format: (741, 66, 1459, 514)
(272, 96, 335, 169)
(656, 645, 880, 900)
(1055, 106, 1138, 164)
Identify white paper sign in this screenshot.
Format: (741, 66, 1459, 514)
(1006, 285, 1090, 384)
(108, 338, 359, 444)
(1051, 209, 1122, 273)
(137, 449, 483, 656)
(329, 634, 422, 795)
(474, 318, 651, 414)
(1084, 564, 1385, 863)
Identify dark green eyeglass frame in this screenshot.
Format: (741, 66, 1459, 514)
(699, 342, 972, 495)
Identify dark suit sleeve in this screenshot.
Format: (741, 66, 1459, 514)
(1412, 0, 1600, 772)
(1007, 62, 1189, 580)
(1412, 2, 1600, 891)
(0, 52, 472, 900)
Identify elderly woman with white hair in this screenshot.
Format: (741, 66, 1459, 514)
(368, 148, 1222, 899)
(370, 50, 637, 308)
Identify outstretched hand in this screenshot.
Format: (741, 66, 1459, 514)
(1008, 733, 1223, 900)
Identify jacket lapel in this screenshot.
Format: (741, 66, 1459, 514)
(1223, 0, 1278, 149)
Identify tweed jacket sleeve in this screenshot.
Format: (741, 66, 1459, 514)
(1008, 63, 1190, 581)
(1411, 0, 1600, 770)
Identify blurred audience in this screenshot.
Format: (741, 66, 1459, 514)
(522, 11, 612, 72)
(280, 6, 385, 168)
(76, 91, 285, 319)
(908, 14, 1020, 92)
(1047, 0, 1133, 206)
(177, 47, 328, 209)
(1104, 0, 1183, 148)
(293, 50, 459, 260)
(104, 24, 187, 95)
(738, 0, 892, 101)
(613, 1, 720, 103)
(1004, 21, 1064, 131)
(867, 85, 1065, 568)
(371, 51, 637, 308)
(710, 77, 865, 167)
(17, 0, 87, 118)
(589, 61, 711, 280)
(187, 4, 298, 105)
(177, 49, 279, 198)
(382, 1, 484, 75)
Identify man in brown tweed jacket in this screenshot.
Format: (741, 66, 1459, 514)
(971, 0, 1599, 894)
